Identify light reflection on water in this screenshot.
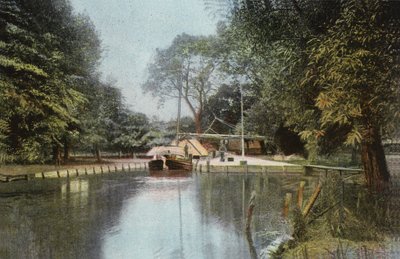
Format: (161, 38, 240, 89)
(0, 172, 299, 259)
(103, 176, 249, 259)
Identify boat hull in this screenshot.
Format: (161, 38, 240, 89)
(148, 159, 164, 171)
(166, 159, 192, 171)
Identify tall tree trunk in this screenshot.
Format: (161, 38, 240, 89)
(194, 111, 202, 134)
(52, 145, 61, 166)
(63, 136, 70, 163)
(94, 144, 101, 162)
(361, 127, 390, 192)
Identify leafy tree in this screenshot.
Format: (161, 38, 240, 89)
(203, 83, 255, 134)
(0, 0, 101, 163)
(210, 22, 305, 154)
(76, 78, 123, 161)
(214, 0, 400, 190)
(142, 33, 223, 133)
(112, 111, 150, 156)
(300, 0, 400, 189)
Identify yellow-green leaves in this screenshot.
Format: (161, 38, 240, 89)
(345, 127, 362, 146)
(0, 55, 48, 77)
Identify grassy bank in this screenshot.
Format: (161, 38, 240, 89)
(274, 173, 397, 258)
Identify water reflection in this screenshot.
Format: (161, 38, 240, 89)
(0, 172, 303, 259)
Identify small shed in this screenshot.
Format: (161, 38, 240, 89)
(227, 139, 264, 155)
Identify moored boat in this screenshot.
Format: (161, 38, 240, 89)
(146, 146, 192, 171)
(148, 159, 164, 171)
(165, 159, 192, 171)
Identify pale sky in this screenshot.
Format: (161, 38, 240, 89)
(69, 0, 217, 120)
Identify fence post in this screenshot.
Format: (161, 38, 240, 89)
(297, 181, 306, 209)
(339, 170, 344, 226)
(283, 193, 292, 218)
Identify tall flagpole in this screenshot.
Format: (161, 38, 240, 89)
(240, 84, 245, 158)
(176, 74, 182, 144)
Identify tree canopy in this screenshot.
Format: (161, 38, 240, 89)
(0, 0, 151, 163)
(220, 0, 400, 190)
(142, 33, 224, 133)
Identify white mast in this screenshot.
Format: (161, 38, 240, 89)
(240, 84, 245, 158)
(176, 74, 182, 144)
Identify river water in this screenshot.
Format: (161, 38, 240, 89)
(0, 171, 307, 259)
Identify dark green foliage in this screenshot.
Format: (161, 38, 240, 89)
(0, 0, 85, 162)
(203, 84, 256, 134)
(111, 111, 150, 154)
(206, 0, 400, 188)
(0, 0, 148, 163)
(274, 125, 305, 156)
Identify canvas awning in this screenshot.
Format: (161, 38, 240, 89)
(146, 146, 185, 157)
(171, 139, 208, 156)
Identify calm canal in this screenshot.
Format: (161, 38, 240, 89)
(0, 172, 311, 258)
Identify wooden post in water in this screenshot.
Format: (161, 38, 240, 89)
(76, 169, 79, 177)
(297, 181, 306, 209)
(57, 170, 60, 178)
(67, 170, 70, 178)
(128, 163, 131, 171)
(85, 167, 88, 175)
(114, 165, 117, 172)
(303, 183, 322, 217)
(108, 165, 111, 173)
(101, 166, 104, 174)
(42, 172, 45, 179)
(199, 164, 202, 173)
(283, 193, 292, 218)
(93, 167, 96, 175)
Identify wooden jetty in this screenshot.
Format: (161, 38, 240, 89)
(303, 164, 363, 176)
(0, 173, 35, 182)
(0, 161, 149, 182)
